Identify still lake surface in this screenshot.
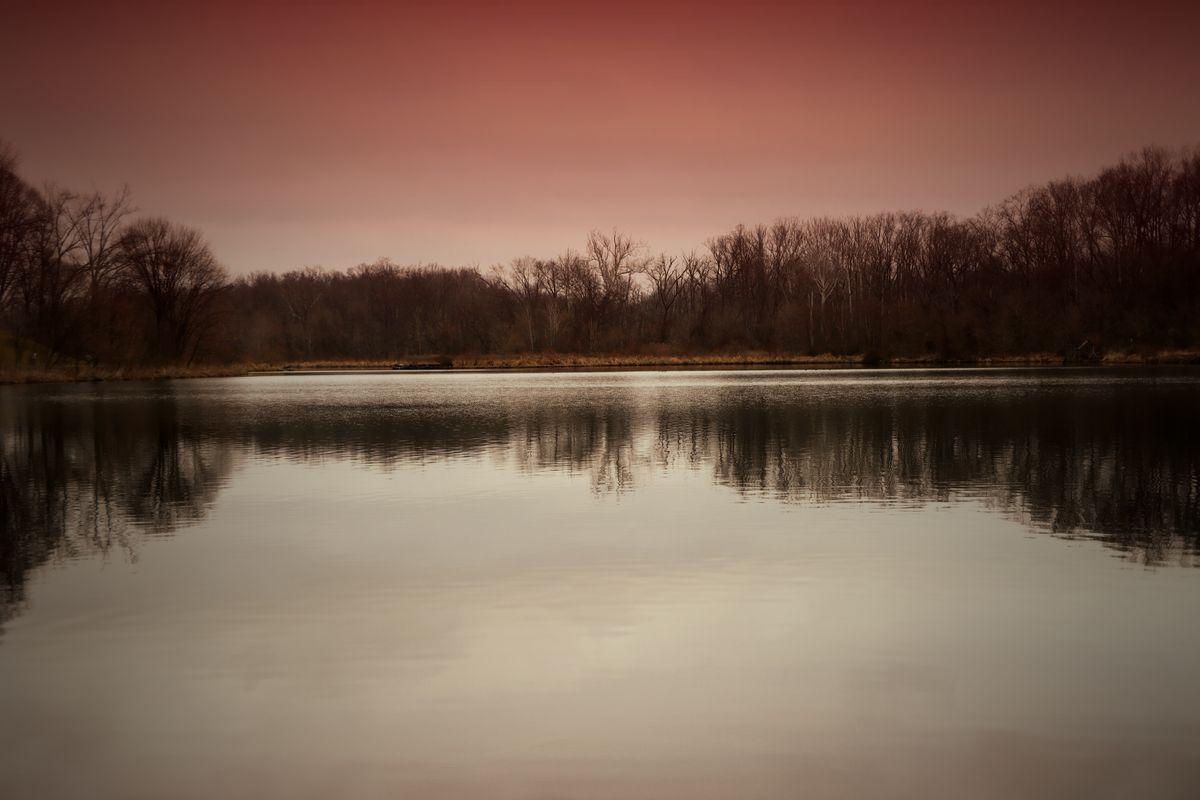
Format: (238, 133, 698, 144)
(1, 368, 1198, 799)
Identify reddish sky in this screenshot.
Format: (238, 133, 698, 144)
(3, 0, 1198, 273)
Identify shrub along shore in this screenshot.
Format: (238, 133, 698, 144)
(3, 349, 1198, 384)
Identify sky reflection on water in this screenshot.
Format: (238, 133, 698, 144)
(1, 369, 1198, 799)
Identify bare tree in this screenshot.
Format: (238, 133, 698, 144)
(71, 186, 134, 293)
(642, 253, 686, 342)
(0, 145, 40, 326)
(802, 219, 844, 351)
(494, 256, 543, 351)
(118, 217, 227, 362)
(586, 229, 642, 296)
(279, 266, 327, 359)
(581, 230, 643, 350)
(18, 185, 88, 363)
(537, 255, 571, 350)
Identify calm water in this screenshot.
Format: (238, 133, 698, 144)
(2, 368, 1199, 799)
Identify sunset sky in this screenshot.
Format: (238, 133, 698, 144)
(3, 0, 1198, 274)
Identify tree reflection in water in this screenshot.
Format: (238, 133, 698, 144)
(0, 387, 235, 630)
(2, 373, 1197, 629)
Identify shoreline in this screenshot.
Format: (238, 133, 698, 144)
(3, 349, 1200, 384)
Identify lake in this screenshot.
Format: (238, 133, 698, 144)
(1, 368, 1198, 799)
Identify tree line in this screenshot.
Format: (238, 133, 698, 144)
(1, 141, 1198, 367)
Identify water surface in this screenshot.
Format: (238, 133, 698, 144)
(2, 368, 1198, 799)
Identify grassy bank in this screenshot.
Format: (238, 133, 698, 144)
(3, 348, 1200, 385)
(0, 363, 261, 384)
(405, 349, 1200, 370)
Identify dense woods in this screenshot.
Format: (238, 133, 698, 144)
(2, 141, 1198, 369)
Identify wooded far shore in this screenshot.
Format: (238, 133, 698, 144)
(3, 141, 1198, 377)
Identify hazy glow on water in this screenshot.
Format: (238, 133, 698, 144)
(1, 369, 1198, 798)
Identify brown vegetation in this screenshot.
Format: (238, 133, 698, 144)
(2, 140, 1199, 382)
(7, 349, 1199, 384)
